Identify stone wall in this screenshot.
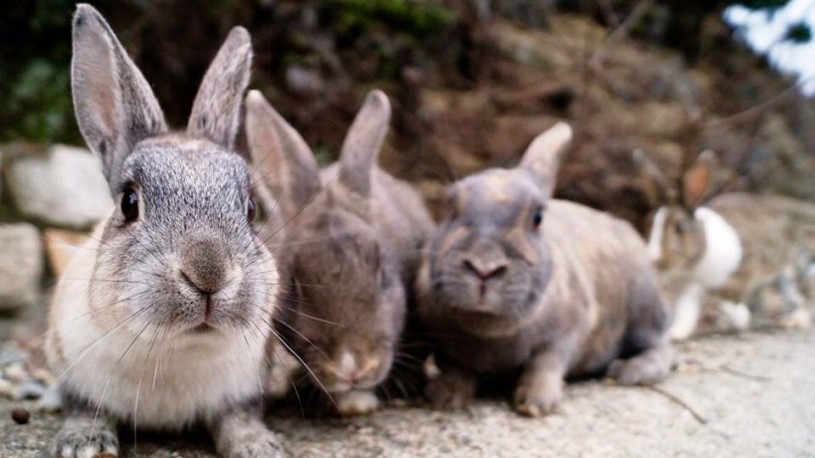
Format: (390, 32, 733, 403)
(0, 144, 109, 311)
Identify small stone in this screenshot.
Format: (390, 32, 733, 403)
(0, 345, 26, 366)
(285, 64, 324, 96)
(35, 386, 62, 412)
(16, 380, 47, 400)
(0, 223, 43, 311)
(4, 362, 27, 383)
(31, 368, 55, 386)
(11, 407, 30, 425)
(0, 378, 14, 398)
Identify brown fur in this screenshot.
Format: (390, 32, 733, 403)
(417, 123, 673, 416)
(246, 90, 434, 414)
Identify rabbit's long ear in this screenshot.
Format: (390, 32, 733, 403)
(682, 149, 715, 209)
(245, 90, 321, 217)
(519, 122, 573, 199)
(71, 4, 167, 187)
(338, 90, 391, 198)
(187, 26, 252, 149)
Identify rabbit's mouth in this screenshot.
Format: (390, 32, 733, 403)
(188, 321, 217, 334)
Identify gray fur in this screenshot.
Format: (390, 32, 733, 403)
(71, 3, 168, 190)
(247, 90, 434, 414)
(187, 27, 253, 149)
(417, 122, 673, 416)
(58, 5, 283, 456)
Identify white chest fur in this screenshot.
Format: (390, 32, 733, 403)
(46, 234, 270, 430)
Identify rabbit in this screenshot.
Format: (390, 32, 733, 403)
(245, 89, 435, 416)
(416, 122, 674, 417)
(643, 150, 815, 339)
(44, 5, 284, 457)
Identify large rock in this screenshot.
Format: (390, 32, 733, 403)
(4, 145, 112, 229)
(0, 223, 42, 311)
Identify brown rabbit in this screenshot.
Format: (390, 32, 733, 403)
(644, 150, 815, 339)
(245, 90, 434, 416)
(416, 123, 673, 417)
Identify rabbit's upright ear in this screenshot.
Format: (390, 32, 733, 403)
(338, 90, 391, 198)
(71, 4, 167, 187)
(682, 149, 715, 209)
(187, 26, 252, 149)
(519, 122, 573, 199)
(245, 90, 321, 217)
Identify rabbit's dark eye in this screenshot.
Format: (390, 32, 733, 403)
(121, 187, 139, 222)
(247, 198, 257, 223)
(532, 208, 543, 228)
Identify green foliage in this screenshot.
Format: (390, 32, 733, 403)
(738, 0, 790, 10)
(331, 0, 456, 40)
(783, 21, 812, 44)
(4, 59, 76, 143)
(326, 0, 457, 79)
(0, 0, 79, 143)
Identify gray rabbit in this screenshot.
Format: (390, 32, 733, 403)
(245, 90, 434, 415)
(45, 5, 284, 457)
(417, 123, 674, 416)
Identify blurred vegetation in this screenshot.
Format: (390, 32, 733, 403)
(0, 0, 813, 226)
(0, 0, 807, 144)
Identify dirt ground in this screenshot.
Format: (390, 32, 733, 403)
(1, 329, 813, 458)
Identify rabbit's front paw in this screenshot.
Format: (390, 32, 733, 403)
(514, 376, 563, 417)
(425, 372, 476, 409)
(336, 389, 380, 416)
(608, 354, 671, 385)
(225, 430, 286, 458)
(53, 417, 118, 458)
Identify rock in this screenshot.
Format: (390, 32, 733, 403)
(3, 362, 27, 383)
(0, 379, 13, 399)
(34, 386, 62, 413)
(4, 144, 112, 229)
(15, 381, 47, 401)
(0, 223, 42, 311)
(10, 407, 30, 425)
(286, 64, 324, 97)
(43, 229, 89, 277)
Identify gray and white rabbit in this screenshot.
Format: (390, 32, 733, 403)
(417, 123, 674, 416)
(45, 5, 284, 457)
(245, 90, 434, 416)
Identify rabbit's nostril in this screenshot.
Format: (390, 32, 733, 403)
(463, 258, 508, 281)
(179, 267, 224, 295)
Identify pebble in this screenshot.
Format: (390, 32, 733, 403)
(16, 380, 47, 401)
(11, 407, 30, 425)
(35, 386, 62, 412)
(0, 378, 14, 398)
(4, 362, 28, 383)
(31, 368, 55, 386)
(0, 346, 26, 366)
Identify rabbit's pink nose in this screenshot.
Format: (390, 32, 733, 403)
(463, 257, 508, 281)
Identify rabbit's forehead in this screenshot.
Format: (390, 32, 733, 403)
(125, 142, 250, 194)
(454, 169, 541, 222)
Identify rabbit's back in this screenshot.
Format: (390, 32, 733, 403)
(543, 200, 664, 374)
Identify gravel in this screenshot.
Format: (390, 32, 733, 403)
(1, 330, 813, 457)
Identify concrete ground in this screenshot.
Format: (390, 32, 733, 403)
(1, 330, 813, 457)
